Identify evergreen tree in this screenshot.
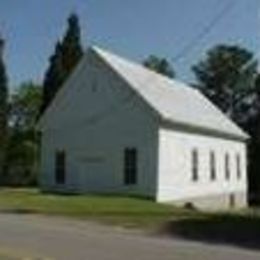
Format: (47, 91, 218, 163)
(60, 13, 83, 77)
(41, 13, 83, 113)
(246, 74, 260, 204)
(192, 44, 256, 125)
(41, 42, 64, 113)
(0, 37, 8, 181)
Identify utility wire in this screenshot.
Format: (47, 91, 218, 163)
(173, 0, 236, 63)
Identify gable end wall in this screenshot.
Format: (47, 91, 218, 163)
(40, 50, 160, 198)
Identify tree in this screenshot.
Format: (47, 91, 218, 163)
(41, 13, 83, 113)
(192, 44, 256, 125)
(6, 82, 42, 186)
(143, 55, 175, 78)
(0, 37, 8, 182)
(60, 13, 83, 76)
(246, 74, 260, 204)
(41, 42, 64, 113)
(11, 82, 42, 131)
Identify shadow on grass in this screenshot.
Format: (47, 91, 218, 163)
(41, 189, 154, 201)
(161, 212, 260, 251)
(0, 208, 39, 215)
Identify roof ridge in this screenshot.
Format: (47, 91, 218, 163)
(91, 45, 190, 90)
(91, 45, 248, 140)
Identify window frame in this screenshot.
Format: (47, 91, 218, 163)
(55, 150, 66, 185)
(210, 151, 216, 181)
(192, 149, 199, 182)
(124, 148, 138, 186)
(225, 153, 230, 180)
(236, 153, 241, 180)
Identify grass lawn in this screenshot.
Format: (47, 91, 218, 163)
(0, 188, 260, 250)
(0, 188, 196, 229)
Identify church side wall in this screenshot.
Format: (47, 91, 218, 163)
(157, 126, 247, 209)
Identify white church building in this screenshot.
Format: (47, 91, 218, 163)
(38, 46, 248, 209)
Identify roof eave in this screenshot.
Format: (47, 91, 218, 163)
(160, 117, 249, 142)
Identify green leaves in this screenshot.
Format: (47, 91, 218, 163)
(192, 44, 257, 125)
(143, 55, 175, 78)
(10, 82, 42, 131)
(4, 82, 42, 186)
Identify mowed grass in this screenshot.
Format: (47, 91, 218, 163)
(0, 188, 194, 228)
(0, 189, 260, 249)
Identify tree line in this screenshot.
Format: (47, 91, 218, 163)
(0, 13, 259, 203)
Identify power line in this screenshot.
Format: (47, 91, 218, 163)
(172, 0, 236, 63)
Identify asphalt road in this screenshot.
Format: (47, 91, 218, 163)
(0, 213, 259, 260)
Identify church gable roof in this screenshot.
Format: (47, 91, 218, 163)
(39, 45, 248, 141)
(92, 46, 248, 140)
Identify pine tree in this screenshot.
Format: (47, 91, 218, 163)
(61, 13, 83, 77)
(192, 44, 255, 123)
(41, 13, 83, 113)
(0, 37, 8, 181)
(41, 42, 64, 113)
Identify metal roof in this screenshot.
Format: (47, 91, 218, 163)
(93, 46, 248, 140)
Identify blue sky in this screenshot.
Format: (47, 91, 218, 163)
(0, 0, 258, 88)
